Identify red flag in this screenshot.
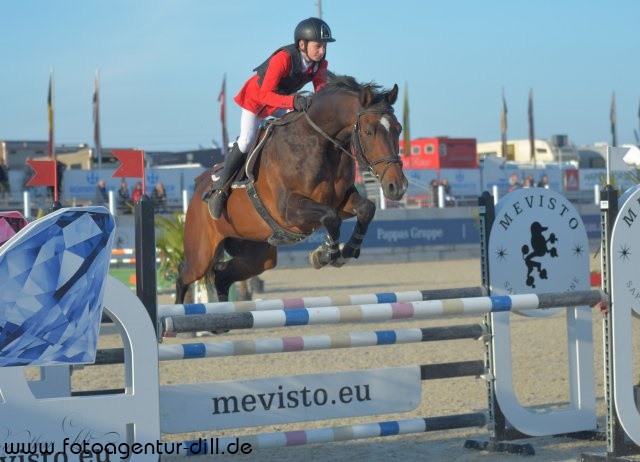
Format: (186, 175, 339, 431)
(112, 149, 145, 178)
(218, 74, 229, 156)
(112, 149, 145, 197)
(26, 159, 56, 187)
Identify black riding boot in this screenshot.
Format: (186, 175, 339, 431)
(208, 143, 246, 219)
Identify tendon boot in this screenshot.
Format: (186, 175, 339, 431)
(208, 143, 246, 219)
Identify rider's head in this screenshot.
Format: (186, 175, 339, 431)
(294, 17, 335, 63)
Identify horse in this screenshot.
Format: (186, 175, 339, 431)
(176, 74, 408, 303)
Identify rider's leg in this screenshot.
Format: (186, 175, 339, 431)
(208, 142, 246, 219)
(207, 109, 261, 219)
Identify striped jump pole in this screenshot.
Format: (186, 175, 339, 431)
(163, 290, 607, 335)
(157, 286, 487, 317)
(177, 413, 487, 455)
(93, 324, 485, 365)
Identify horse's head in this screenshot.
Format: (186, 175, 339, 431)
(351, 83, 408, 201)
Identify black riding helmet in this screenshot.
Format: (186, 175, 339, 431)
(294, 17, 336, 43)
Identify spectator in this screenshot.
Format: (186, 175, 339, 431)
(441, 178, 456, 207)
(508, 173, 522, 192)
(0, 161, 10, 201)
(117, 180, 132, 213)
(95, 180, 108, 206)
(22, 157, 33, 192)
(537, 174, 549, 188)
(131, 181, 143, 204)
(523, 175, 534, 188)
(429, 179, 439, 207)
(151, 181, 168, 213)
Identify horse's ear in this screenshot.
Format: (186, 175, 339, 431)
(387, 84, 399, 105)
(359, 86, 374, 108)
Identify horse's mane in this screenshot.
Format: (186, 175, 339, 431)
(319, 72, 392, 105)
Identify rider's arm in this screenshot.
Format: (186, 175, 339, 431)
(258, 51, 296, 109)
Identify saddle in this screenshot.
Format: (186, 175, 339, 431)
(201, 114, 310, 245)
(203, 123, 275, 197)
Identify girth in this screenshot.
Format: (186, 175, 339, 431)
(245, 182, 309, 246)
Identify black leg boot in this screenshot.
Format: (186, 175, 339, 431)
(208, 143, 246, 219)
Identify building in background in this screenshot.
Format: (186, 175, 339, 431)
(0, 140, 223, 171)
(476, 135, 579, 166)
(399, 137, 478, 170)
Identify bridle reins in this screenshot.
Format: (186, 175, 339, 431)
(302, 107, 402, 183)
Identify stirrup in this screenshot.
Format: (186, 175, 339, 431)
(202, 187, 215, 201)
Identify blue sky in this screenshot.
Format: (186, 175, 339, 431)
(1, 0, 638, 152)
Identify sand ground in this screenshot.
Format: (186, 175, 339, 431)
(72, 255, 640, 461)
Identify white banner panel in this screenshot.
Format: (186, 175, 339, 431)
(611, 184, 640, 445)
(160, 366, 422, 434)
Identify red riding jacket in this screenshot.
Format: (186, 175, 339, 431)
(234, 44, 328, 117)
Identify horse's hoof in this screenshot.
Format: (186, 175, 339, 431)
(310, 245, 327, 269)
(309, 252, 323, 269)
(341, 244, 360, 260)
(330, 256, 346, 268)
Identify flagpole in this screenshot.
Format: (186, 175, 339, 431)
(48, 69, 58, 204)
(500, 88, 508, 159)
(94, 70, 102, 171)
(606, 145, 611, 186)
(610, 91, 617, 148)
(403, 82, 410, 163)
(218, 74, 229, 156)
(528, 89, 536, 169)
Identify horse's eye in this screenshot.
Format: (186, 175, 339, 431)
(364, 129, 373, 136)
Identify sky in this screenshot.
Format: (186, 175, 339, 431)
(1, 0, 639, 152)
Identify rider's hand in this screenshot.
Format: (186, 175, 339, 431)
(293, 94, 311, 112)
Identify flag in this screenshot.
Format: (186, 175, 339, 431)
(218, 74, 229, 156)
(47, 71, 60, 202)
(402, 82, 410, 157)
(93, 71, 102, 169)
(112, 149, 145, 178)
(610, 92, 617, 147)
(528, 89, 535, 165)
(500, 88, 508, 157)
(26, 159, 56, 187)
(47, 72, 55, 160)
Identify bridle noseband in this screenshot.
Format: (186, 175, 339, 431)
(303, 107, 402, 183)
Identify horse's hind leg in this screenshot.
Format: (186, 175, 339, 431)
(177, 196, 225, 303)
(175, 263, 191, 304)
(213, 240, 277, 301)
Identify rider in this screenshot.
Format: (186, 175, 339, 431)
(207, 17, 336, 219)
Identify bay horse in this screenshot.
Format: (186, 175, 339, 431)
(176, 74, 408, 303)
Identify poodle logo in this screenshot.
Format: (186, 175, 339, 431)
(522, 221, 558, 288)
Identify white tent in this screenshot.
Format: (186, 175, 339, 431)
(622, 144, 640, 168)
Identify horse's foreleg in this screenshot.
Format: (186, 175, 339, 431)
(338, 189, 376, 262)
(281, 193, 342, 269)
